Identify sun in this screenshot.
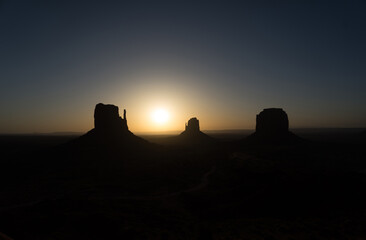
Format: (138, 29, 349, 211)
(152, 109, 170, 124)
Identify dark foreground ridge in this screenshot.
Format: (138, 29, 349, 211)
(71, 103, 149, 148)
(1, 105, 366, 239)
(245, 108, 302, 144)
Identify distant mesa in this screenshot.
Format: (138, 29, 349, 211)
(245, 108, 302, 144)
(185, 117, 200, 134)
(256, 108, 289, 135)
(178, 117, 215, 145)
(72, 103, 148, 147)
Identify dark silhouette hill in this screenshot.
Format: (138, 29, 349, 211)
(70, 103, 150, 149)
(243, 108, 302, 145)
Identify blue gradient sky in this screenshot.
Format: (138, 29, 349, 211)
(1, 1, 365, 133)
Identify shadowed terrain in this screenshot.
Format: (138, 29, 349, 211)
(0, 105, 365, 239)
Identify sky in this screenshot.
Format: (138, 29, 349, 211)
(1, 0, 365, 133)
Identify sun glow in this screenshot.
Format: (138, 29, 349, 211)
(152, 109, 170, 124)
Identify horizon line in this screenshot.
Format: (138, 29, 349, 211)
(0, 127, 365, 136)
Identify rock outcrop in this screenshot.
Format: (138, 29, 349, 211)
(245, 108, 301, 144)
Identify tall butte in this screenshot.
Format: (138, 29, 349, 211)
(256, 108, 289, 136)
(184, 117, 200, 134)
(177, 117, 215, 145)
(72, 103, 148, 147)
(245, 108, 302, 144)
(94, 103, 128, 133)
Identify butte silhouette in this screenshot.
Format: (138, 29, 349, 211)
(176, 117, 215, 145)
(71, 103, 149, 148)
(244, 108, 302, 144)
